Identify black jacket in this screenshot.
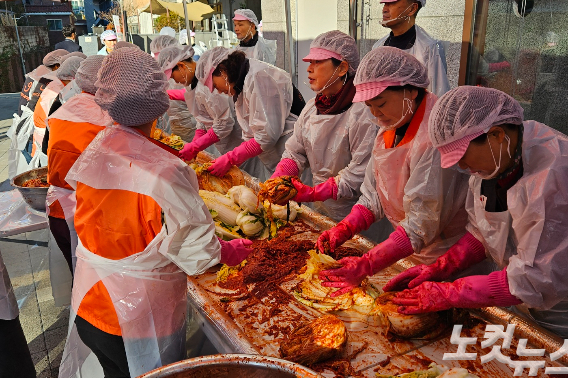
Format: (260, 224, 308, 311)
(54, 39, 83, 53)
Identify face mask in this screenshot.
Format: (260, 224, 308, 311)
(378, 89, 414, 131)
(470, 134, 511, 180)
(224, 73, 233, 96)
(380, 3, 414, 26)
(304, 64, 345, 94)
(238, 25, 254, 41)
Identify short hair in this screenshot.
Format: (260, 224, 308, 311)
(62, 24, 75, 38)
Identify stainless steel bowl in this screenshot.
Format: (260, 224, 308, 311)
(137, 354, 323, 378)
(11, 167, 49, 211)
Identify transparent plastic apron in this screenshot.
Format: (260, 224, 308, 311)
(471, 182, 568, 337)
(0, 252, 19, 320)
(372, 135, 448, 264)
(7, 106, 36, 179)
(58, 227, 188, 378)
(45, 186, 77, 307)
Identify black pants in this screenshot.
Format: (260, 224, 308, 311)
(48, 216, 73, 274)
(0, 317, 36, 378)
(75, 315, 130, 378)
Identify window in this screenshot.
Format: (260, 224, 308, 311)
(465, 0, 568, 135)
(47, 19, 63, 31)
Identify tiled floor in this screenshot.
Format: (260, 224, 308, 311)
(1, 93, 217, 377)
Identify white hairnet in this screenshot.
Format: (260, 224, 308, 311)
(354, 46, 429, 88)
(75, 55, 105, 95)
(428, 86, 524, 149)
(158, 45, 195, 73)
(150, 35, 180, 54)
(159, 26, 176, 37)
(195, 46, 231, 83)
(233, 9, 258, 27)
(310, 30, 359, 74)
(95, 47, 170, 127)
(100, 30, 117, 41)
(43, 49, 68, 67)
(56, 56, 85, 81)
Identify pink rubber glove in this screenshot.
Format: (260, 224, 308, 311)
(193, 128, 207, 142)
(271, 158, 299, 179)
(383, 232, 486, 292)
(393, 268, 522, 314)
(179, 128, 220, 161)
(319, 226, 413, 297)
(291, 177, 338, 203)
(167, 88, 187, 101)
(219, 238, 253, 266)
(316, 204, 375, 253)
(208, 139, 263, 177)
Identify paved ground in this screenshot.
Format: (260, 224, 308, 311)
(0, 92, 216, 378)
(0, 93, 66, 378)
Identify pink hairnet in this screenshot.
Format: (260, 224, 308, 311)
(428, 86, 524, 150)
(61, 51, 87, 61)
(354, 46, 429, 88)
(95, 47, 169, 127)
(56, 56, 85, 81)
(75, 55, 105, 95)
(150, 35, 180, 54)
(115, 41, 139, 50)
(307, 30, 359, 74)
(43, 49, 68, 67)
(158, 45, 195, 74)
(233, 9, 258, 26)
(195, 46, 231, 91)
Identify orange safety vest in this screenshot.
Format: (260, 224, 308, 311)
(75, 129, 179, 336)
(75, 185, 163, 336)
(46, 118, 105, 219)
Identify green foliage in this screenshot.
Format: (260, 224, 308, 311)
(153, 11, 185, 32)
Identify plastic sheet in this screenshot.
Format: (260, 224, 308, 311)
(0, 190, 48, 237)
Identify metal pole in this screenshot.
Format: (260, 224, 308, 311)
(149, 0, 153, 33)
(13, 15, 26, 76)
(182, 0, 190, 36)
(284, 0, 295, 85)
(349, 0, 358, 41)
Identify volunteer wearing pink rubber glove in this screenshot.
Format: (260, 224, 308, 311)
(194, 47, 305, 178)
(159, 46, 267, 178)
(319, 47, 471, 297)
(386, 86, 568, 338)
(270, 31, 377, 225)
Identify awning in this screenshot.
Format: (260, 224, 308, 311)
(154, 0, 214, 21)
(139, 0, 169, 15)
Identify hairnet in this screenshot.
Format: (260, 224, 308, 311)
(75, 55, 105, 94)
(43, 49, 68, 67)
(56, 56, 84, 81)
(307, 30, 359, 74)
(195, 46, 230, 90)
(159, 26, 176, 37)
(381, 0, 426, 5)
(61, 51, 87, 61)
(95, 47, 169, 127)
(428, 86, 524, 150)
(100, 30, 117, 41)
(150, 35, 180, 54)
(233, 9, 258, 27)
(353, 46, 429, 102)
(158, 45, 195, 76)
(354, 46, 428, 88)
(115, 41, 139, 49)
